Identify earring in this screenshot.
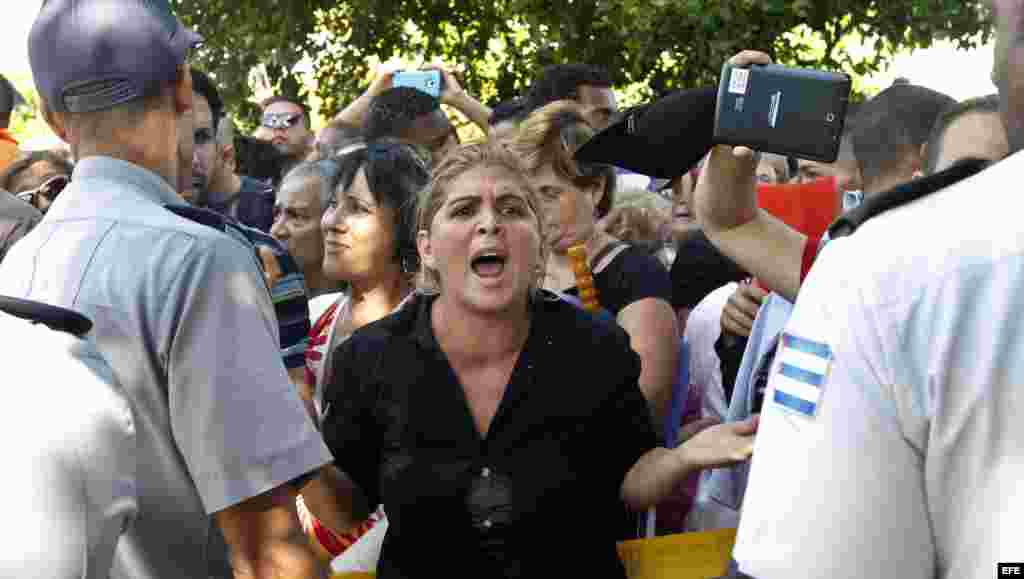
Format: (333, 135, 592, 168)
(401, 255, 418, 274)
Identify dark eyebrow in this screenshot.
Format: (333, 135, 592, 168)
(496, 193, 528, 204)
(446, 195, 479, 205)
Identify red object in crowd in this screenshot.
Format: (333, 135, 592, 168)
(752, 176, 839, 292)
(756, 176, 839, 240)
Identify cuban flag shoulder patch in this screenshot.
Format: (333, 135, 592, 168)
(770, 332, 833, 418)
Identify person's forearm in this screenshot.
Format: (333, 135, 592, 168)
(621, 446, 694, 511)
(448, 92, 493, 133)
(333, 92, 375, 130)
(300, 466, 372, 535)
(694, 145, 760, 233)
(235, 534, 326, 579)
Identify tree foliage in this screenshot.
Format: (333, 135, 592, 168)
(173, 0, 993, 126)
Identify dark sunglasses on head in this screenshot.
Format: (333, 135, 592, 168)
(194, 127, 215, 145)
(17, 174, 70, 204)
(261, 112, 303, 130)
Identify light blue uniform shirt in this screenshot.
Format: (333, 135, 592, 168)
(0, 157, 330, 579)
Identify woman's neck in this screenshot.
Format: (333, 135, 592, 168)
(432, 295, 531, 365)
(348, 271, 412, 327)
(305, 267, 341, 298)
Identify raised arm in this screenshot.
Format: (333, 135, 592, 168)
(435, 67, 493, 133)
(332, 66, 396, 129)
(694, 51, 809, 303)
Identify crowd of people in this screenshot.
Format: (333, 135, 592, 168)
(1, 0, 1022, 578)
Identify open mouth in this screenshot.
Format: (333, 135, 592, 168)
(471, 251, 507, 278)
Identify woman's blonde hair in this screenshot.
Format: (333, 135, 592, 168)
(505, 100, 616, 218)
(416, 141, 548, 294)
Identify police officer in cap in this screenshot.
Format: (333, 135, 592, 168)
(705, 2, 1024, 576)
(0, 296, 136, 578)
(0, 0, 330, 577)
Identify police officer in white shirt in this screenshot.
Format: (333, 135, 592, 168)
(0, 296, 136, 579)
(704, 3, 1024, 575)
(0, 1, 331, 577)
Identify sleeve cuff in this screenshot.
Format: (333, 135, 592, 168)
(200, 435, 332, 514)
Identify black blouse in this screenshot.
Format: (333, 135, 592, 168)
(564, 244, 674, 315)
(322, 292, 657, 579)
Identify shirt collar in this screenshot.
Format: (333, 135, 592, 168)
(408, 290, 558, 353)
(72, 156, 184, 207)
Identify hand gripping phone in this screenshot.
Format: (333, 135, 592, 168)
(713, 63, 851, 162)
(392, 70, 443, 98)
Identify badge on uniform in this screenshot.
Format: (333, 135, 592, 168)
(770, 332, 832, 418)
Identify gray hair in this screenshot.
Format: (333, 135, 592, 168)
(279, 157, 345, 212)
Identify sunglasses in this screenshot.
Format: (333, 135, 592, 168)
(261, 112, 303, 130)
(17, 174, 70, 204)
(194, 127, 215, 145)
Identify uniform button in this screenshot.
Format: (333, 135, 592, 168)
(481, 467, 491, 478)
(482, 519, 493, 529)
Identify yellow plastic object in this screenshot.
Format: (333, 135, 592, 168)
(616, 528, 737, 579)
(567, 243, 601, 313)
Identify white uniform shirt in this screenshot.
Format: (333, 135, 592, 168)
(0, 311, 136, 579)
(0, 157, 331, 578)
(734, 151, 1024, 579)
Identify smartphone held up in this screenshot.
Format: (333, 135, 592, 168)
(392, 69, 444, 98)
(713, 63, 852, 163)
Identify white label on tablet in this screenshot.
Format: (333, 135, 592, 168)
(729, 68, 750, 95)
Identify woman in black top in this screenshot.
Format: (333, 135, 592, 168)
(507, 102, 680, 422)
(321, 142, 758, 578)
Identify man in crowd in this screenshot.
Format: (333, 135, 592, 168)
(0, 1, 329, 577)
(0, 75, 23, 172)
(270, 159, 343, 299)
(261, 95, 315, 168)
(192, 69, 275, 231)
(923, 94, 1008, 174)
(362, 86, 459, 166)
(1, 150, 74, 213)
(523, 63, 618, 130)
(850, 82, 956, 196)
(333, 65, 491, 165)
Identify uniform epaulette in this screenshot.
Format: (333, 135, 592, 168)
(0, 295, 92, 337)
(164, 203, 252, 245)
(828, 158, 991, 240)
(164, 203, 312, 370)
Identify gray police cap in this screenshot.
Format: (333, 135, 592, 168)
(29, 0, 202, 114)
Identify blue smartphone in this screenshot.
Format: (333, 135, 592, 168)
(392, 70, 443, 98)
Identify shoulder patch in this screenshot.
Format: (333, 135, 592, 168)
(769, 332, 833, 418)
